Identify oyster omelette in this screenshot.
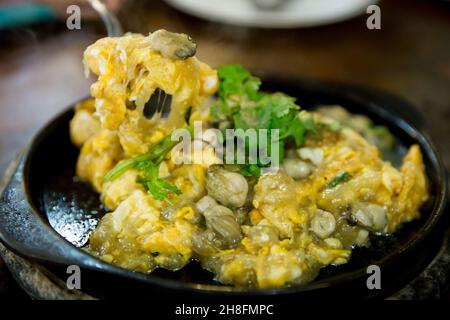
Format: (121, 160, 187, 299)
(70, 30, 429, 289)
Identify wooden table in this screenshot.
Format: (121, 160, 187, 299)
(0, 0, 449, 298)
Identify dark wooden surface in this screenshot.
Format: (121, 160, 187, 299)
(0, 0, 449, 299)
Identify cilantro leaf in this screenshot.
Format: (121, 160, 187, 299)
(241, 164, 262, 177)
(211, 64, 318, 176)
(135, 163, 181, 204)
(104, 122, 193, 202)
(217, 64, 261, 101)
(326, 172, 352, 189)
(155, 179, 182, 195)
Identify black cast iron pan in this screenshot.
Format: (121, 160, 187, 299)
(0, 77, 448, 301)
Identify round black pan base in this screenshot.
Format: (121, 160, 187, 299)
(0, 78, 448, 300)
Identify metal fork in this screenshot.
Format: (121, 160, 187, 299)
(143, 88, 173, 119)
(88, 0, 123, 37)
(88, 0, 172, 119)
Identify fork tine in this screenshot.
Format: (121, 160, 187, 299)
(143, 89, 159, 119)
(143, 88, 172, 119)
(156, 88, 162, 114)
(161, 93, 172, 118)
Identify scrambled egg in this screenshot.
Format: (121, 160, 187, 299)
(70, 31, 429, 288)
(198, 126, 428, 287)
(83, 32, 217, 156)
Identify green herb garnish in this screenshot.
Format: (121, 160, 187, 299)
(135, 162, 181, 204)
(327, 171, 352, 189)
(241, 164, 262, 177)
(104, 125, 193, 203)
(211, 65, 317, 176)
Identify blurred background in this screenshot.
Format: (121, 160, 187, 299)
(0, 0, 449, 298)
